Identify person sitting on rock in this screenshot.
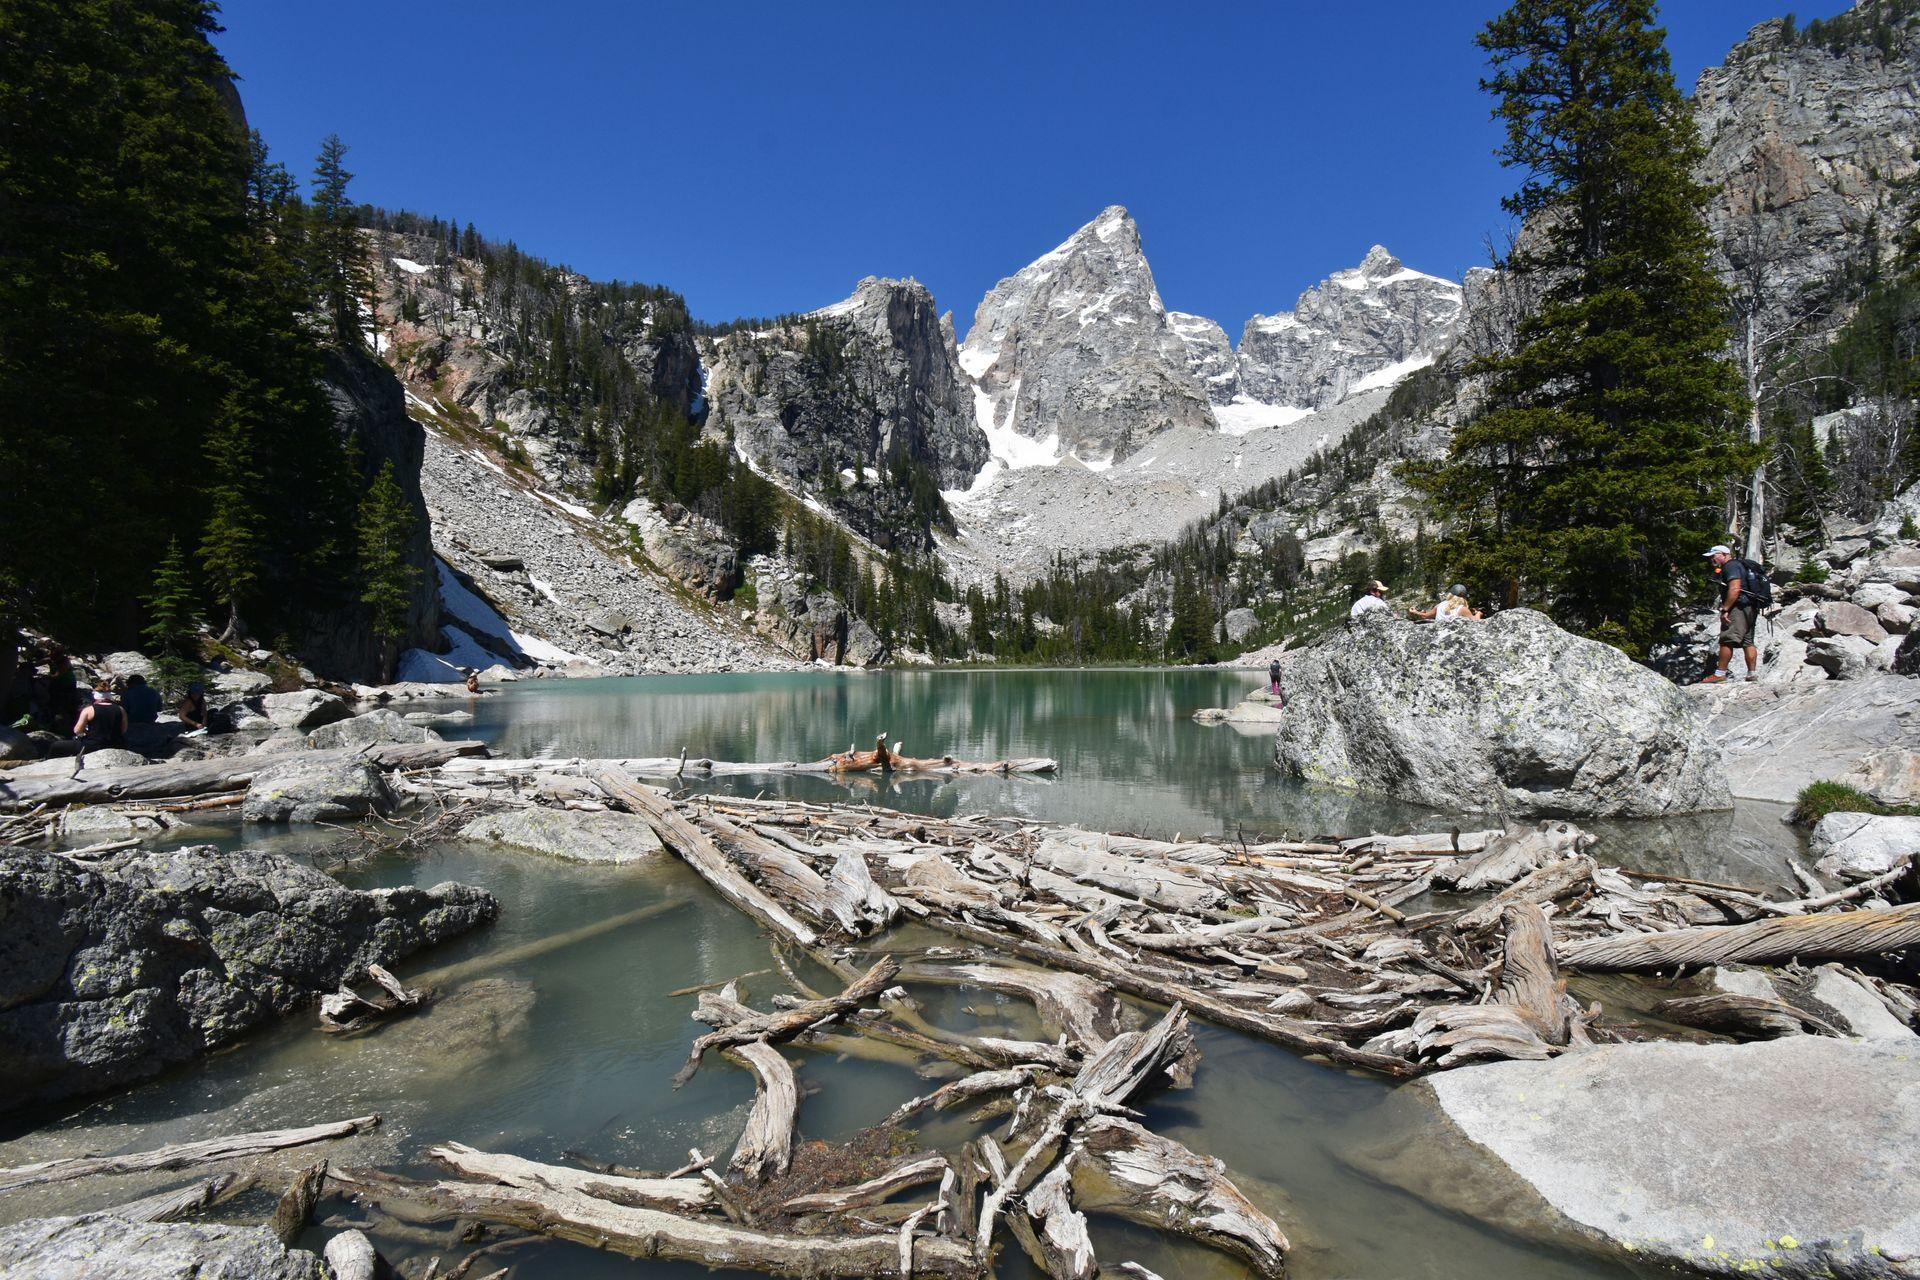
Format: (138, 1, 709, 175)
(178, 681, 208, 731)
(1408, 584, 1483, 622)
(44, 647, 78, 735)
(1349, 580, 1390, 620)
(121, 673, 161, 725)
(464, 668, 480, 695)
(72, 684, 127, 770)
(1700, 544, 1760, 683)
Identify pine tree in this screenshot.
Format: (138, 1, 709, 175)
(199, 389, 262, 641)
(1410, 0, 1753, 655)
(311, 134, 369, 348)
(143, 539, 202, 697)
(357, 461, 419, 681)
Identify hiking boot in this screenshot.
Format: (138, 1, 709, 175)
(1698, 673, 1727, 684)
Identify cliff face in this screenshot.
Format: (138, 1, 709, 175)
(370, 230, 703, 488)
(301, 346, 440, 682)
(1235, 246, 1464, 411)
(960, 206, 1215, 465)
(1694, 12, 1920, 325)
(702, 276, 988, 550)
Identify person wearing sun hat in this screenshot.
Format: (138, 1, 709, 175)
(1700, 544, 1760, 683)
(1349, 580, 1390, 620)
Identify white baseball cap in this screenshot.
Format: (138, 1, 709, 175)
(1703, 544, 1732, 557)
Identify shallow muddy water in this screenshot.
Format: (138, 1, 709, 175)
(3, 669, 1804, 1278)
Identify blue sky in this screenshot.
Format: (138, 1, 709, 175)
(215, 1, 1850, 336)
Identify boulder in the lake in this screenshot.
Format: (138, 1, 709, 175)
(461, 807, 663, 864)
(1810, 811, 1920, 883)
(54, 804, 168, 842)
(242, 751, 395, 823)
(367, 977, 536, 1073)
(1274, 609, 1729, 817)
(260, 689, 351, 731)
(0, 1215, 328, 1280)
(306, 707, 441, 752)
(0, 845, 497, 1112)
(1365, 1037, 1920, 1279)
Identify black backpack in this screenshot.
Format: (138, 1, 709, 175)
(1738, 557, 1773, 607)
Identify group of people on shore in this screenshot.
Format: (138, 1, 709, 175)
(1348, 580, 1485, 623)
(1344, 542, 1770, 682)
(5, 646, 212, 750)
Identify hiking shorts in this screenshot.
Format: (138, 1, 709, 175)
(1720, 602, 1757, 647)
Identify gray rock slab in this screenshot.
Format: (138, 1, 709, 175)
(1274, 609, 1728, 818)
(1369, 1038, 1920, 1278)
(260, 690, 350, 731)
(1810, 812, 1920, 882)
(1689, 674, 1920, 803)
(460, 807, 663, 864)
(1844, 748, 1920, 807)
(242, 752, 395, 824)
(0, 1215, 328, 1279)
(1808, 965, 1916, 1041)
(305, 707, 441, 752)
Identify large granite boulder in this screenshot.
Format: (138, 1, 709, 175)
(260, 689, 351, 731)
(305, 707, 441, 752)
(242, 752, 395, 823)
(0, 846, 496, 1111)
(461, 807, 663, 864)
(1274, 610, 1729, 817)
(1842, 747, 1920, 807)
(0, 1215, 327, 1279)
(1365, 1038, 1920, 1279)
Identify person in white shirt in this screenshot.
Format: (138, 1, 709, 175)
(1349, 580, 1389, 619)
(1409, 583, 1483, 622)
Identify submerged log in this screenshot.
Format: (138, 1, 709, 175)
(1560, 901, 1920, 971)
(270, 1161, 329, 1245)
(1652, 992, 1841, 1039)
(0, 1114, 380, 1193)
(1066, 1116, 1288, 1280)
(335, 1159, 981, 1279)
(107, 1172, 245, 1224)
(323, 1229, 381, 1280)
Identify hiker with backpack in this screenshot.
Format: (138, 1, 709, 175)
(1701, 544, 1770, 683)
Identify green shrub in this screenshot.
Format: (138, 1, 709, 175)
(1793, 560, 1830, 585)
(1789, 780, 1909, 826)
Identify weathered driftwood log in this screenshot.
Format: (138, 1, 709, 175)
(1560, 901, 1920, 971)
(442, 742, 1056, 781)
(320, 964, 425, 1033)
(885, 1067, 1048, 1127)
(270, 1161, 330, 1245)
(1432, 820, 1592, 893)
(779, 1152, 950, 1215)
(822, 845, 903, 936)
(333, 1159, 981, 1278)
(1066, 1116, 1288, 1280)
(676, 957, 900, 1086)
(1025, 1161, 1097, 1280)
(0, 742, 483, 810)
(595, 772, 820, 948)
(0, 1115, 380, 1193)
(900, 964, 1135, 1052)
(425, 1142, 711, 1211)
(107, 1172, 244, 1223)
(323, 1229, 381, 1280)
(725, 1042, 798, 1184)
(1411, 903, 1581, 1066)
(975, 1008, 1193, 1260)
(1651, 992, 1842, 1039)
(911, 914, 1418, 1077)
(1454, 856, 1597, 933)
(1029, 841, 1223, 915)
